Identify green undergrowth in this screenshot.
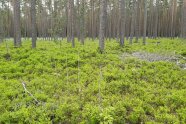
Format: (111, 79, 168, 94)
(0, 38, 186, 123)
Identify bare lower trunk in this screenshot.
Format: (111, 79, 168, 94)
(130, 1, 135, 44)
(71, 0, 75, 47)
(143, 0, 147, 45)
(154, 0, 159, 39)
(13, 0, 21, 47)
(183, 0, 186, 38)
(99, 0, 107, 52)
(135, 0, 139, 42)
(0, 11, 3, 42)
(76, 0, 80, 41)
(120, 0, 125, 47)
(31, 0, 37, 48)
(80, 0, 85, 45)
(67, 0, 71, 42)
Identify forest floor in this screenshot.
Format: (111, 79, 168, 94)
(121, 51, 186, 69)
(0, 38, 186, 123)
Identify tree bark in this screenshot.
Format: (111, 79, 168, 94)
(130, 0, 136, 44)
(76, 0, 80, 41)
(120, 0, 125, 47)
(143, 0, 147, 45)
(31, 0, 37, 48)
(135, 0, 140, 42)
(71, 0, 75, 47)
(183, 0, 186, 38)
(13, 0, 21, 47)
(99, 0, 107, 52)
(0, 7, 3, 42)
(67, 0, 71, 42)
(80, 0, 85, 45)
(154, 0, 159, 39)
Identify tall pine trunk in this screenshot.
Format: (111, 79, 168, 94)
(71, 0, 75, 47)
(76, 0, 80, 41)
(99, 0, 107, 52)
(31, 0, 37, 48)
(130, 0, 135, 44)
(80, 0, 85, 45)
(143, 0, 147, 45)
(67, 0, 71, 42)
(183, 0, 186, 38)
(135, 0, 140, 42)
(0, 8, 3, 42)
(13, 0, 21, 47)
(154, 0, 159, 39)
(120, 0, 125, 47)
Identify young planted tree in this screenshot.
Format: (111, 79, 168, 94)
(120, 0, 125, 47)
(31, 0, 37, 48)
(99, 0, 107, 52)
(13, 0, 21, 47)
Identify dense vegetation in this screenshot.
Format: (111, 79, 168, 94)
(0, 38, 186, 123)
(1, 0, 186, 123)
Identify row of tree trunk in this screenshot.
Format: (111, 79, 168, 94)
(13, 0, 36, 48)
(3, 0, 186, 50)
